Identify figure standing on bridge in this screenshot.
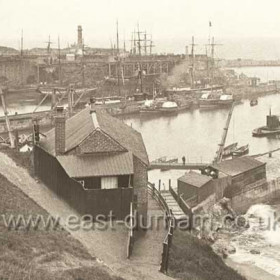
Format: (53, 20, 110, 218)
(182, 156, 186, 165)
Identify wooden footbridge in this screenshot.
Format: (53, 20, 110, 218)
(148, 161, 209, 171)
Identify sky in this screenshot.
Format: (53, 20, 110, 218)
(1, 0, 280, 59)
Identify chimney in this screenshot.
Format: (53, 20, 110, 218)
(77, 25, 83, 49)
(54, 107, 66, 155)
(89, 97, 96, 112)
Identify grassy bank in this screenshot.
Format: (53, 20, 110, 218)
(168, 229, 246, 280)
(0, 146, 34, 175)
(0, 172, 124, 280)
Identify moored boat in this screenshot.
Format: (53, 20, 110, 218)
(222, 142, 238, 158)
(252, 110, 280, 137)
(199, 92, 234, 109)
(159, 101, 178, 113)
(232, 144, 249, 157)
(250, 99, 258, 106)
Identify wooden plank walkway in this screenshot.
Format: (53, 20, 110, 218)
(148, 162, 209, 170)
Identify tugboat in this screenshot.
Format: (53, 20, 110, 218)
(252, 109, 280, 137)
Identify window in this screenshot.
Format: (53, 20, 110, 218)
(101, 177, 118, 189)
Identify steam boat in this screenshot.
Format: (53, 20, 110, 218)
(199, 91, 234, 109)
(252, 110, 280, 137)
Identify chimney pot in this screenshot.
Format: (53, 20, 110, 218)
(56, 106, 64, 114)
(89, 98, 96, 112)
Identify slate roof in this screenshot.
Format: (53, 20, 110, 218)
(57, 152, 134, 178)
(211, 156, 265, 177)
(178, 171, 212, 188)
(39, 107, 149, 165)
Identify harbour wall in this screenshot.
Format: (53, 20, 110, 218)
(191, 176, 280, 215)
(230, 177, 280, 214)
(0, 57, 37, 85)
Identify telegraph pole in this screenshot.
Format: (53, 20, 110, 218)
(0, 88, 15, 148)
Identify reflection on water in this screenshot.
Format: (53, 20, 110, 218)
(122, 94, 280, 186)
(0, 91, 51, 115)
(2, 90, 280, 187)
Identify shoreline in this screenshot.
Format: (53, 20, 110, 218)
(225, 258, 280, 280)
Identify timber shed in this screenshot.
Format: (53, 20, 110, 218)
(34, 106, 149, 220)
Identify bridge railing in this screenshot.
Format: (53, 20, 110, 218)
(147, 182, 175, 274)
(169, 184, 193, 229)
(147, 182, 169, 213)
(160, 211, 175, 274)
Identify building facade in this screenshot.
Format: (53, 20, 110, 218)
(34, 106, 149, 220)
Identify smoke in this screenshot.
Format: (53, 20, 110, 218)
(160, 59, 190, 89)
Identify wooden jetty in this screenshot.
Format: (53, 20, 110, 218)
(148, 162, 209, 171)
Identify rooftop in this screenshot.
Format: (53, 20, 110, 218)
(57, 152, 134, 178)
(39, 107, 149, 166)
(178, 171, 212, 188)
(211, 156, 265, 177)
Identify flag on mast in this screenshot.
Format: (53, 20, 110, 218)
(209, 21, 212, 27)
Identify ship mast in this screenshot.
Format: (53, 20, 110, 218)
(58, 36, 62, 85)
(116, 20, 121, 96)
(190, 36, 196, 88)
(137, 23, 143, 93)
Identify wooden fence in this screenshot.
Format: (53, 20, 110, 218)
(169, 184, 193, 229)
(127, 202, 135, 259)
(147, 182, 175, 274)
(160, 212, 175, 273)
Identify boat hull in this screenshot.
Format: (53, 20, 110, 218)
(199, 99, 233, 108)
(252, 126, 280, 137)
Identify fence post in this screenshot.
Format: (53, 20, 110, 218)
(152, 183, 155, 197)
(169, 179, 171, 190)
(159, 179, 161, 192)
(160, 242, 168, 273)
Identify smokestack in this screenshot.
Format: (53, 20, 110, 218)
(54, 107, 66, 155)
(77, 25, 83, 49)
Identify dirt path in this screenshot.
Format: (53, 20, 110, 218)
(0, 152, 171, 280)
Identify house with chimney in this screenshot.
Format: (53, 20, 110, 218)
(33, 106, 149, 220)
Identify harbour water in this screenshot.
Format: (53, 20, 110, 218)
(232, 66, 280, 83)
(1, 67, 280, 278)
(122, 94, 280, 188)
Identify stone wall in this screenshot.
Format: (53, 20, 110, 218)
(0, 58, 37, 85)
(230, 178, 280, 214)
(133, 156, 148, 224)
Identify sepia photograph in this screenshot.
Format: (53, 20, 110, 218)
(0, 0, 280, 279)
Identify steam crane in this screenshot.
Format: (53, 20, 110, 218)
(213, 102, 235, 164)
